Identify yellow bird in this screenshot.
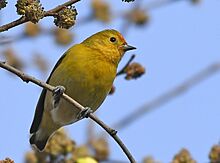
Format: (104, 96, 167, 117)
(29, 29, 136, 151)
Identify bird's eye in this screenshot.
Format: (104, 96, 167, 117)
(110, 37, 116, 42)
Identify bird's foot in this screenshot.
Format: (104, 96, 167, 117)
(109, 128, 118, 135)
(52, 86, 65, 108)
(77, 107, 93, 120)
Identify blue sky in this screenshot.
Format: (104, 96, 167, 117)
(0, 0, 220, 162)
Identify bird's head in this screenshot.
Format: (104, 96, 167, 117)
(82, 29, 136, 65)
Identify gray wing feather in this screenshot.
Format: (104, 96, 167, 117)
(30, 53, 67, 133)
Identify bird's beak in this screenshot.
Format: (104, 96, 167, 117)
(123, 44, 136, 52)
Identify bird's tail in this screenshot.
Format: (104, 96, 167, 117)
(29, 128, 51, 151)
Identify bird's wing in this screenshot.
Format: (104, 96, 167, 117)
(30, 53, 67, 134)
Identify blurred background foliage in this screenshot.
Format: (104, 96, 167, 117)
(0, 0, 220, 162)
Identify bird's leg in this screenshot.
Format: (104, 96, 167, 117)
(52, 86, 65, 109)
(109, 128, 118, 135)
(77, 107, 93, 120)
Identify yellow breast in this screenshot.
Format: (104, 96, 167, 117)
(49, 44, 117, 110)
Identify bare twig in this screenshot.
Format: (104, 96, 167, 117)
(0, 28, 54, 45)
(0, 61, 136, 163)
(117, 54, 136, 76)
(145, 0, 183, 10)
(0, 0, 81, 32)
(113, 62, 220, 130)
(0, 36, 14, 44)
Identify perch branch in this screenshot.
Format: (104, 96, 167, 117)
(0, 61, 136, 163)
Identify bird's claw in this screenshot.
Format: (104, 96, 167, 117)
(110, 128, 117, 135)
(52, 86, 65, 108)
(77, 107, 93, 120)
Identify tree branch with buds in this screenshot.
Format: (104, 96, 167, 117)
(112, 62, 220, 130)
(0, 0, 80, 32)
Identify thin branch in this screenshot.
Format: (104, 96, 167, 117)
(0, 61, 136, 163)
(112, 62, 220, 130)
(116, 54, 136, 76)
(0, 36, 14, 44)
(0, 28, 55, 45)
(0, 16, 27, 32)
(145, 0, 184, 11)
(0, 0, 81, 33)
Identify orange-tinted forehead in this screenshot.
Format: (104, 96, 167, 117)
(101, 29, 127, 44)
(111, 29, 126, 44)
(117, 32, 126, 44)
